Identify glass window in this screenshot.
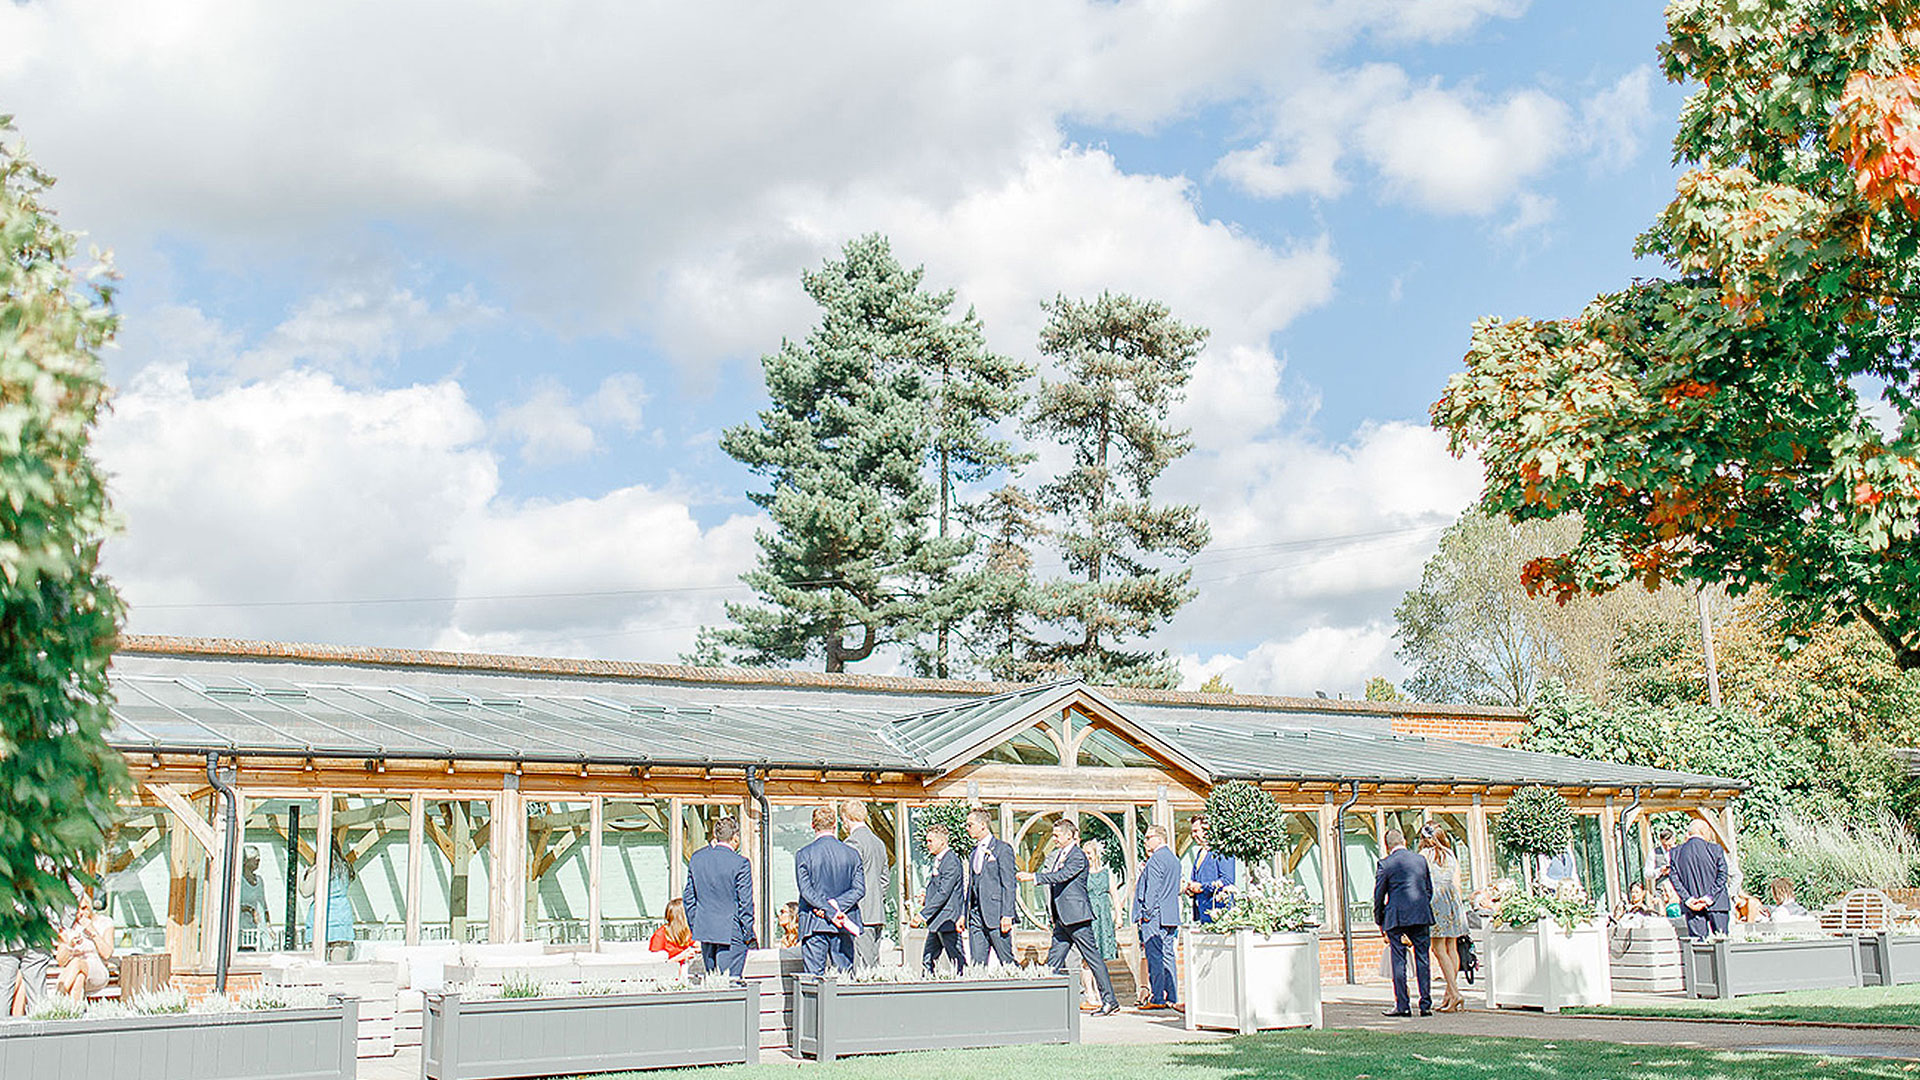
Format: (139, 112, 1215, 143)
(1011, 809, 1067, 926)
(968, 723, 1062, 766)
(1075, 726, 1159, 769)
(1341, 812, 1381, 928)
(600, 799, 671, 944)
(329, 796, 410, 953)
(847, 802, 900, 934)
(102, 804, 181, 954)
(526, 801, 592, 944)
(768, 805, 817, 926)
(906, 803, 999, 906)
(241, 797, 316, 953)
(421, 799, 492, 943)
(1280, 812, 1324, 922)
(1173, 807, 1205, 861)
(1384, 809, 1425, 849)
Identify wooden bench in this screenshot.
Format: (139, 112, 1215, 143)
(1819, 889, 1912, 934)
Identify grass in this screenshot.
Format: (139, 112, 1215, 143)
(1570, 982, 1920, 1027)
(570, 1030, 1913, 1080)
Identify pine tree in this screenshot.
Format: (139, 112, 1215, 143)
(1022, 293, 1211, 688)
(909, 300, 1032, 678)
(957, 484, 1048, 680)
(0, 119, 130, 947)
(696, 235, 966, 671)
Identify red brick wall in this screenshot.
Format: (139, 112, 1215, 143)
(1316, 933, 1385, 983)
(1388, 714, 1527, 747)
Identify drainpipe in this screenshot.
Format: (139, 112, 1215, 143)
(746, 767, 771, 949)
(206, 752, 240, 994)
(1618, 786, 1644, 901)
(1335, 781, 1361, 984)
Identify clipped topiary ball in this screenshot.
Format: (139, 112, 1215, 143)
(1203, 780, 1285, 865)
(1496, 786, 1575, 858)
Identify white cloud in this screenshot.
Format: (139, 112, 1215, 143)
(1180, 623, 1401, 697)
(495, 373, 650, 465)
(1580, 65, 1657, 169)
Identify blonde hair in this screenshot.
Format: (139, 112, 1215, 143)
(661, 898, 692, 948)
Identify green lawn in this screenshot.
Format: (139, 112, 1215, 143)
(1570, 982, 1920, 1027)
(576, 1030, 1911, 1080)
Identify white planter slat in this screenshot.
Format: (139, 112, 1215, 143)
(1487, 920, 1611, 1012)
(1183, 930, 1323, 1033)
(0, 997, 358, 1080)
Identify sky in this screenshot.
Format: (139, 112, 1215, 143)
(0, 0, 1688, 696)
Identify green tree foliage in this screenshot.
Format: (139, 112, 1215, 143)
(698, 235, 967, 671)
(1432, 2, 1920, 671)
(1203, 780, 1285, 865)
(912, 298, 1031, 679)
(1200, 673, 1235, 695)
(1494, 786, 1575, 861)
(0, 120, 128, 948)
(1021, 293, 1211, 688)
(1362, 677, 1400, 702)
(956, 484, 1047, 681)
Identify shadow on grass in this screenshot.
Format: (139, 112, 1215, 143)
(1159, 1029, 1914, 1080)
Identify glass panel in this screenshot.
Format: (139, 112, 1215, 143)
(1488, 811, 1522, 882)
(1075, 725, 1159, 769)
(526, 800, 592, 944)
(850, 802, 899, 935)
(1432, 812, 1473, 887)
(1280, 812, 1324, 923)
(768, 805, 817, 932)
(1383, 809, 1425, 849)
(1342, 811, 1381, 928)
(101, 805, 176, 953)
(1011, 809, 1067, 926)
(332, 796, 410, 954)
(1551, 814, 1608, 903)
(968, 723, 1061, 766)
(601, 799, 670, 944)
(421, 799, 492, 943)
(242, 797, 317, 953)
(1173, 808, 1205, 861)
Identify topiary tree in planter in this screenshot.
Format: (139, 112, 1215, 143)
(1203, 781, 1285, 876)
(1496, 786, 1575, 889)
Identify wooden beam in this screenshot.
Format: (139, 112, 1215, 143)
(149, 784, 219, 852)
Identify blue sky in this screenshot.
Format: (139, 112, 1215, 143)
(1, 0, 1691, 694)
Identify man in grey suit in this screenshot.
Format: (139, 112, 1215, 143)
(1133, 824, 1182, 1010)
(1020, 818, 1119, 1015)
(1373, 828, 1435, 1017)
(795, 806, 865, 975)
(840, 801, 890, 969)
(963, 808, 1018, 966)
(682, 817, 754, 978)
(918, 822, 966, 974)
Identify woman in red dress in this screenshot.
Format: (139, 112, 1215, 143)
(648, 898, 696, 965)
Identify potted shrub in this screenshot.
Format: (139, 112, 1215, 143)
(1182, 780, 1323, 1033)
(422, 974, 760, 1079)
(791, 964, 1076, 1062)
(1486, 886, 1612, 1012)
(0, 989, 359, 1080)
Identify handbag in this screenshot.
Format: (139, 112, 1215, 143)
(1459, 934, 1478, 984)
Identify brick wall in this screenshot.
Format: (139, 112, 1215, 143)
(1388, 713, 1527, 747)
(1316, 933, 1385, 984)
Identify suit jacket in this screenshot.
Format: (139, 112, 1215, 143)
(1034, 844, 1094, 927)
(1373, 847, 1435, 931)
(966, 836, 1019, 925)
(795, 834, 864, 936)
(1133, 845, 1182, 929)
(920, 848, 966, 932)
(1189, 848, 1237, 923)
(1667, 836, 1730, 913)
(845, 825, 889, 928)
(683, 843, 754, 945)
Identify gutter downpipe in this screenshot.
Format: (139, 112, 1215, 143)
(746, 766, 772, 949)
(1336, 780, 1361, 984)
(206, 752, 240, 994)
(1619, 786, 1644, 901)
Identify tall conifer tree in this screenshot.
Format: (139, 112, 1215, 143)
(1023, 293, 1211, 688)
(696, 236, 965, 671)
(957, 484, 1048, 680)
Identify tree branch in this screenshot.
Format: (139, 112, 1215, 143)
(1856, 604, 1920, 672)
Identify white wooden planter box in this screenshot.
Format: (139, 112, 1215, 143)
(422, 985, 759, 1080)
(791, 975, 1077, 1062)
(0, 997, 358, 1080)
(1487, 920, 1611, 1012)
(1682, 937, 1861, 998)
(1182, 930, 1322, 1033)
(1608, 919, 1684, 995)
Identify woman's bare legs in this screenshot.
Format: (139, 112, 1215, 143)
(1433, 937, 1462, 1010)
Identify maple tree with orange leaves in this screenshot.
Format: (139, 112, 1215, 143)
(1435, 1, 1920, 671)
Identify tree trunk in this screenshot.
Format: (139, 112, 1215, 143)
(825, 622, 878, 672)
(1858, 605, 1920, 671)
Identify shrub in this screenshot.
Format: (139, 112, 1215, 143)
(921, 801, 974, 847)
(1206, 880, 1317, 935)
(1740, 811, 1920, 909)
(1203, 780, 1285, 865)
(1496, 787, 1574, 859)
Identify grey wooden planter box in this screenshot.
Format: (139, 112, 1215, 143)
(1858, 933, 1920, 986)
(422, 985, 759, 1079)
(792, 975, 1078, 1062)
(1682, 937, 1862, 998)
(0, 996, 358, 1080)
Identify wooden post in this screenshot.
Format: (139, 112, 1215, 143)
(1600, 799, 1622, 912)
(1468, 796, 1492, 891)
(588, 796, 604, 951)
(449, 801, 472, 944)
(313, 795, 333, 962)
(1317, 798, 1342, 937)
(1719, 804, 1742, 886)
(406, 793, 424, 946)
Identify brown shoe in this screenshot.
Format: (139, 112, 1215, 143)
(1137, 1002, 1168, 1011)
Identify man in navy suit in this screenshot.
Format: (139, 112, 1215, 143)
(964, 808, 1018, 966)
(918, 822, 966, 974)
(682, 817, 755, 978)
(1133, 824, 1182, 1010)
(1182, 815, 1236, 925)
(1021, 818, 1120, 1015)
(1373, 828, 1435, 1017)
(1668, 820, 1731, 940)
(795, 806, 864, 974)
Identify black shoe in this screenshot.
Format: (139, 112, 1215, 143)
(1381, 1010, 1412, 1018)
(1093, 1003, 1121, 1017)
(1420, 1009, 1433, 1017)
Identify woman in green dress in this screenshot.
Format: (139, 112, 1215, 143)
(1080, 840, 1121, 1010)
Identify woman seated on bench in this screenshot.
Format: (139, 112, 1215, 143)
(648, 898, 696, 965)
(54, 890, 114, 1001)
